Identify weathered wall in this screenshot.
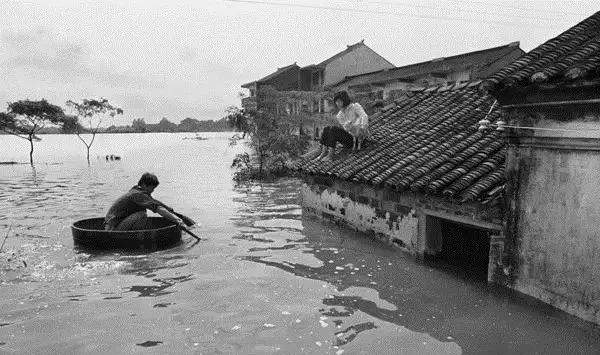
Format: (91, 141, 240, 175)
(301, 177, 502, 257)
(301, 183, 419, 251)
(323, 44, 394, 87)
(504, 112, 600, 325)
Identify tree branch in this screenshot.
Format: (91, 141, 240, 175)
(75, 132, 91, 148)
(93, 118, 103, 133)
(89, 131, 97, 147)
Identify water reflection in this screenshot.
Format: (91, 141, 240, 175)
(334, 322, 377, 346)
(118, 254, 192, 278)
(232, 179, 443, 349)
(232, 179, 600, 354)
(128, 274, 194, 298)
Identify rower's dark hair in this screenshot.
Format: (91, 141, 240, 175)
(138, 172, 159, 187)
(333, 90, 352, 107)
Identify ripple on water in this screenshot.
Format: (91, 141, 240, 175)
(253, 219, 303, 231)
(28, 259, 129, 283)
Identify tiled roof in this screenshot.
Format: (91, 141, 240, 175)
(295, 82, 506, 203)
(329, 42, 523, 89)
(486, 11, 600, 91)
(242, 63, 299, 88)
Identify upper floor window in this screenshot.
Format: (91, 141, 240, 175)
(312, 71, 323, 88)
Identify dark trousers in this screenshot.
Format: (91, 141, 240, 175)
(105, 211, 150, 231)
(320, 126, 353, 148)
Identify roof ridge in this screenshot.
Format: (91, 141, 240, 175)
(329, 42, 522, 87)
(241, 62, 300, 87)
(424, 41, 521, 63)
(277, 62, 298, 70)
(317, 40, 367, 66)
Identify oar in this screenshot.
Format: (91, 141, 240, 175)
(170, 211, 201, 240)
(168, 208, 201, 240)
(173, 211, 196, 227)
(180, 225, 201, 241)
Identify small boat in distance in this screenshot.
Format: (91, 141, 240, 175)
(182, 133, 208, 141)
(71, 217, 181, 250)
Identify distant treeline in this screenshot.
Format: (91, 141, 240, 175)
(32, 117, 231, 134)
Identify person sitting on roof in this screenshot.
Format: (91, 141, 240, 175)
(302, 90, 369, 161)
(104, 173, 186, 231)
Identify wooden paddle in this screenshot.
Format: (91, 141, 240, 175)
(173, 212, 196, 227)
(180, 225, 201, 240)
(172, 211, 201, 240)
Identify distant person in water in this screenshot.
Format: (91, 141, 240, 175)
(104, 173, 185, 231)
(302, 90, 369, 161)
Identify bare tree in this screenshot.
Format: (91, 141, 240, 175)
(66, 98, 123, 164)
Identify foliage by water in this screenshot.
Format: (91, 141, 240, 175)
(0, 100, 68, 165)
(226, 106, 308, 183)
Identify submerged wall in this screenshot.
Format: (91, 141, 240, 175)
(301, 183, 419, 251)
(301, 177, 502, 260)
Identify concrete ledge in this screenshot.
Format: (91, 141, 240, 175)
(513, 282, 600, 326)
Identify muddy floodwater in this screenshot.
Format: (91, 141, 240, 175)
(1, 132, 600, 354)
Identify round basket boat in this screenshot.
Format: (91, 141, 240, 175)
(72, 217, 182, 250)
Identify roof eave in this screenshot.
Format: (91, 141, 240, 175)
(241, 81, 257, 88)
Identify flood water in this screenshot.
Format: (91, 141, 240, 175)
(1, 132, 599, 354)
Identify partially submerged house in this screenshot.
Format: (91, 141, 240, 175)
(329, 42, 524, 102)
(484, 10, 600, 324)
(296, 11, 600, 325)
(295, 81, 507, 281)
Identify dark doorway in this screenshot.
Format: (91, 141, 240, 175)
(426, 217, 493, 281)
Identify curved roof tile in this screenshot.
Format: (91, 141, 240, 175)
(486, 11, 600, 91)
(294, 83, 506, 202)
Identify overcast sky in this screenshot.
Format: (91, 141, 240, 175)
(0, 0, 597, 124)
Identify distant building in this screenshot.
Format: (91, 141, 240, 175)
(241, 63, 301, 111)
(300, 39, 396, 90)
(329, 42, 524, 103)
(484, 10, 600, 325)
(241, 40, 395, 137)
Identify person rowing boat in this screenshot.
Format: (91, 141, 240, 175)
(104, 172, 189, 231)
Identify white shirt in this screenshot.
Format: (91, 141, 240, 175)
(336, 103, 368, 132)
